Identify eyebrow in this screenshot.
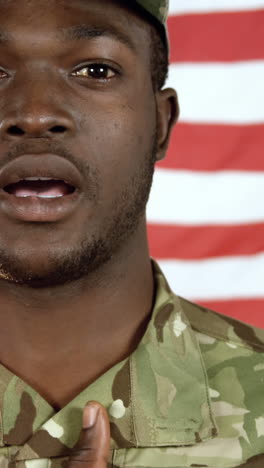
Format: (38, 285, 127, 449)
(0, 24, 137, 53)
(57, 24, 137, 53)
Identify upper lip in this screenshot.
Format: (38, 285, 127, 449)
(0, 154, 83, 191)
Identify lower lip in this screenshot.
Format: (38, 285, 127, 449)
(0, 189, 82, 222)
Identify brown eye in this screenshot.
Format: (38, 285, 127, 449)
(72, 64, 115, 80)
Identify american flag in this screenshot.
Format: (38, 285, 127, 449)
(147, 0, 264, 328)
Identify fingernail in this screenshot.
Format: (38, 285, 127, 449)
(83, 404, 99, 429)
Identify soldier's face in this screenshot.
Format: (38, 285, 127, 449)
(0, 0, 169, 286)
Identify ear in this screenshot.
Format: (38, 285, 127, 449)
(155, 88, 179, 161)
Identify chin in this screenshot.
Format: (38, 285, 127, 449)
(0, 248, 63, 287)
(0, 240, 112, 288)
(0, 263, 59, 288)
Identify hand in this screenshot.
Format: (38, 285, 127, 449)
(67, 401, 111, 468)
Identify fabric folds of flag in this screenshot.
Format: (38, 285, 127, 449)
(147, 0, 264, 328)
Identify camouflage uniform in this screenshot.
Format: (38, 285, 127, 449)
(0, 261, 263, 467)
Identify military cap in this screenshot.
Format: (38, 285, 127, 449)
(133, 0, 169, 52)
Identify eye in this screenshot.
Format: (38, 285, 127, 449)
(72, 63, 116, 80)
(0, 69, 8, 79)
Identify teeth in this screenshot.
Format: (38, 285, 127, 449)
(22, 177, 56, 181)
(17, 194, 64, 198)
(38, 194, 64, 198)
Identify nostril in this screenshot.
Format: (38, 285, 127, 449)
(50, 126, 67, 134)
(4, 123, 70, 137)
(7, 126, 25, 136)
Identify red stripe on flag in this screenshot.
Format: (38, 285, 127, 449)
(148, 223, 264, 259)
(196, 299, 264, 329)
(158, 123, 264, 171)
(168, 10, 264, 63)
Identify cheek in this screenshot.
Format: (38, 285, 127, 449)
(75, 87, 156, 203)
(100, 115, 155, 185)
(83, 99, 156, 165)
(78, 79, 156, 152)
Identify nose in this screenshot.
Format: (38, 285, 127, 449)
(1, 114, 74, 139)
(0, 75, 76, 140)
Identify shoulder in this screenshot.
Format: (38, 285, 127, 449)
(178, 295, 264, 352)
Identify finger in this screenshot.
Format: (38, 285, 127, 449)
(67, 401, 110, 468)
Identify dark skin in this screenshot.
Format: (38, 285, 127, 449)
(0, 0, 178, 465)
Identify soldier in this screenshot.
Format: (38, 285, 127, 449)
(0, 1, 263, 467)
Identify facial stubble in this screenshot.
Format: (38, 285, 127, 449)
(0, 134, 157, 288)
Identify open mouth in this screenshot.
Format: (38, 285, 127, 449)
(3, 178, 76, 199)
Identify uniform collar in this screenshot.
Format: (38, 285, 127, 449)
(127, 261, 218, 447)
(0, 261, 218, 460)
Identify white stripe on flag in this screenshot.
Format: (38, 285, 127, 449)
(166, 61, 264, 124)
(169, 0, 264, 15)
(158, 254, 264, 300)
(147, 169, 264, 225)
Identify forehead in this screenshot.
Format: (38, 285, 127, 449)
(0, 0, 151, 51)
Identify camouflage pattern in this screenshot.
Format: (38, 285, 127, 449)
(0, 261, 263, 467)
(135, 0, 169, 25)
